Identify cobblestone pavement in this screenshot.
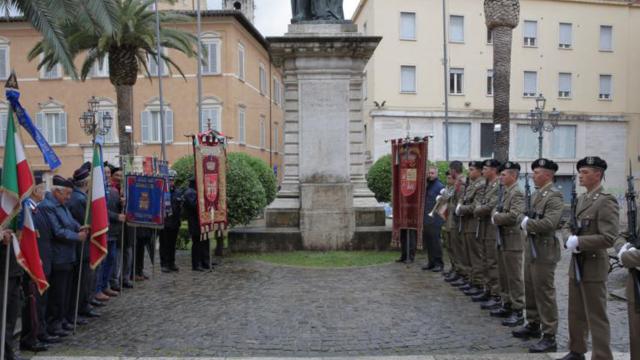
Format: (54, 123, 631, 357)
(33, 250, 630, 358)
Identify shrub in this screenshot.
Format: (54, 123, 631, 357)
(226, 153, 267, 226)
(366, 154, 392, 203)
(171, 155, 194, 189)
(228, 152, 277, 205)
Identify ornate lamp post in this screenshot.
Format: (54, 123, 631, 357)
(528, 93, 560, 159)
(79, 96, 112, 144)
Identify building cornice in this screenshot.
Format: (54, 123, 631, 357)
(369, 109, 626, 122)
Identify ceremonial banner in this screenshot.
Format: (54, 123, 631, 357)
(391, 138, 428, 248)
(14, 205, 48, 294)
(87, 146, 109, 269)
(125, 175, 166, 229)
(193, 130, 227, 233)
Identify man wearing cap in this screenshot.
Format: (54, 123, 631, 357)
(559, 156, 618, 360)
(40, 175, 89, 336)
(471, 159, 502, 308)
(444, 161, 468, 284)
(512, 158, 564, 353)
(455, 161, 486, 296)
(490, 161, 525, 327)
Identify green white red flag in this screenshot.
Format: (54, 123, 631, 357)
(87, 145, 108, 269)
(13, 205, 49, 294)
(0, 107, 34, 228)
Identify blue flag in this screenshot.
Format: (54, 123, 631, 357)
(6, 88, 61, 170)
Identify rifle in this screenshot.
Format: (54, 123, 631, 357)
(570, 169, 583, 284)
(458, 175, 470, 234)
(495, 182, 505, 249)
(625, 160, 640, 313)
(524, 165, 538, 259)
(475, 179, 489, 241)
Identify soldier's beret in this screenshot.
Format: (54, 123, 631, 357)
(577, 156, 607, 171)
(53, 175, 74, 189)
(499, 161, 521, 172)
(483, 159, 502, 168)
(531, 158, 558, 173)
(73, 163, 91, 182)
(468, 161, 484, 169)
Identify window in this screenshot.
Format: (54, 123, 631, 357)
(449, 15, 464, 43)
(449, 68, 464, 95)
(273, 78, 281, 104)
(41, 63, 62, 80)
(259, 115, 266, 149)
(273, 124, 279, 153)
(199, 105, 222, 132)
(524, 20, 537, 47)
(0, 111, 7, 146)
(400, 12, 416, 40)
(259, 64, 267, 95)
(35, 112, 67, 145)
(487, 29, 493, 44)
(91, 55, 109, 77)
(559, 23, 572, 48)
(201, 36, 221, 75)
(147, 49, 168, 76)
(599, 25, 612, 51)
(523, 71, 537, 97)
(238, 106, 246, 144)
(444, 123, 470, 158)
(480, 123, 495, 158)
(141, 108, 174, 143)
(516, 124, 538, 159)
(237, 44, 245, 80)
(97, 110, 117, 143)
(362, 71, 368, 100)
(599, 74, 612, 100)
(281, 83, 285, 108)
(486, 69, 494, 96)
(550, 125, 576, 159)
(0, 42, 8, 80)
(558, 73, 571, 98)
(400, 65, 416, 93)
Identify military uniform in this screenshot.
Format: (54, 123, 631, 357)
(457, 161, 486, 293)
(514, 159, 564, 352)
(447, 181, 468, 280)
(492, 162, 525, 326)
(614, 211, 639, 360)
(473, 172, 500, 302)
(560, 156, 618, 360)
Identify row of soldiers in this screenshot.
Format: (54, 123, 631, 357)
(436, 156, 639, 360)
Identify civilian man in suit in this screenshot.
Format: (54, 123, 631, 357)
(422, 166, 445, 272)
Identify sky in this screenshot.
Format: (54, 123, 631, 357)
(206, 0, 361, 36)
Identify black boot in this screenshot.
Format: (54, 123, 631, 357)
(481, 296, 502, 310)
(459, 283, 473, 291)
(471, 291, 490, 302)
(556, 351, 585, 360)
(444, 272, 460, 282)
(450, 278, 467, 287)
(502, 309, 524, 327)
(512, 322, 541, 339)
(529, 334, 557, 353)
(463, 286, 484, 296)
(490, 302, 512, 318)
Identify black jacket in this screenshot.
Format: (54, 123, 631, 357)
(182, 187, 200, 236)
(164, 186, 183, 231)
(107, 187, 122, 242)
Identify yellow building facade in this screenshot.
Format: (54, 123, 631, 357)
(354, 0, 640, 199)
(0, 10, 284, 180)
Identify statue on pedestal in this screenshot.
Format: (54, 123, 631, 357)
(291, 0, 344, 22)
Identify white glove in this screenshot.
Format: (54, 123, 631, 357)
(455, 204, 461, 216)
(566, 235, 580, 253)
(435, 195, 442, 203)
(618, 243, 633, 267)
(520, 216, 529, 232)
(491, 214, 496, 225)
(439, 188, 446, 195)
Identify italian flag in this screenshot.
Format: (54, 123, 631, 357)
(14, 205, 49, 294)
(87, 145, 108, 269)
(0, 107, 34, 228)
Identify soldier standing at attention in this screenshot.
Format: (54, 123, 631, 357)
(513, 158, 564, 353)
(445, 161, 468, 284)
(490, 161, 525, 327)
(559, 156, 618, 360)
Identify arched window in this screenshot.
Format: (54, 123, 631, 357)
(141, 98, 173, 144)
(200, 96, 223, 132)
(200, 32, 222, 75)
(36, 99, 67, 145)
(0, 37, 9, 80)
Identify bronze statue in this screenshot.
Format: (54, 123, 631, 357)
(291, 0, 344, 22)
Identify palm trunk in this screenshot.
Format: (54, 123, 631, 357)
(116, 84, 134, 156)
(492, 25, 513, 163)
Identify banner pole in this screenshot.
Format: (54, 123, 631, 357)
(152, 229, 157, 278)
(132, 227, 137, 287)
(119, 223, 125, 292)
(1, 242, 11, 360)
(73, 239, 85, 334)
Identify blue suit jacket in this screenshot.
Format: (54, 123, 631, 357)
(40, 192, 81, 265)
(424, 179, 445, 227)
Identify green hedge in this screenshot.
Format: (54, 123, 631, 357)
(227, 152, 277, 205)
(171, 155, 194, 189)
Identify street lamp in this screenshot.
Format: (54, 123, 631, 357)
(79, 96, 112, 143)
(528, 93, 560, 159)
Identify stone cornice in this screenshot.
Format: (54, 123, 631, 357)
(268, 36, 382, 68)
(369, 109, 626, 122)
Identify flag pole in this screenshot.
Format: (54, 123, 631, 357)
(1, 241, 11, 360)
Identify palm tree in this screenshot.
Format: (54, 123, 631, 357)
(29, 0, 198, 157)
(484, 0, 520, 163)
(0, 0, 119, 78)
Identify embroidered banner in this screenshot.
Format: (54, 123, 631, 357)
(124, 175, 165, 228)
(193, 130, 227, 234)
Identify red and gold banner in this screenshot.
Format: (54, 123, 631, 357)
(391, 138, 429, 248)
(193, 130, 227, 234)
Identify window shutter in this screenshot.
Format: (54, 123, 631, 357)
(600, 26, 612, 50)
(36, 112, 45, 134)
(400, 12, 416, 40)
(141, 111, 150, 143)
(165, 110, 173, 143)
(212, 108, 220, 131)
(449, 16, 464, 42)
(559, 23, 572, 46)
(524, 21, 537, 38)
(58, 113, 67, 144)
(0, 48, 6, 79)
(209, 42, 218, 73)
(401, 66, 416, 92)
(0, 112, 7, 146)
(559, 73, 571, 93)
(524, 71, 537, 96)
(600, 75, 612, 97)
